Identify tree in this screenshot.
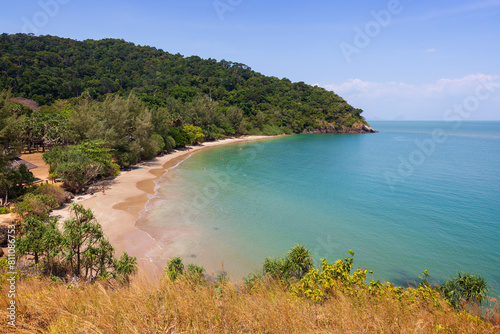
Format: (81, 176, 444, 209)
(285, 244, 314, 279)
(14, 193, 58, 218)
(90, 238, 115, 279)
(165, 257, 184, 280)
(0, 89, 25, 205)
(67, 97, 96, 143)
(23, 111, 72, 152)
(9, 164, 35, 189)
(85, 94, 157, 166)
(226, 106, 245, 135)
(168, 127, 191, 147)
(0, 89, 24, 157)
(183, 124, 204, 144)
(17, 215, 47, 264)
(46, 149, 102, 193)
(0, 34, 371, 139)
(18, 216, 65, 274)
(185, 95, 218, 128)
(151, 106, 174, 145)
(0, 154, 10, 206)
(43, 140, 115, 193)
(263, 245, 314, 282)
(42, 218, 64, 275)
(15, 202, 137, 282)
(440, 272, 490, 309)
(114, 252, 138, 284)
(63, 203, 103, 277)
(1, 164, 35, 205)
(164, 136, 176, 152)
(133, 109, 164, 159)
(185, 263, 206, 283)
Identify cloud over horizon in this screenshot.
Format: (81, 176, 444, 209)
(323, 74, 500, 120)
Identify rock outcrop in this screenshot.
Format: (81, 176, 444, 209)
(0, 224, 9, 247)
(0, 214, 20, 247)
(362, 124, 377, 133)
(301, 123, 378, 134)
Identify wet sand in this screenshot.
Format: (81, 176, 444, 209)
(52, 136, 275, 279)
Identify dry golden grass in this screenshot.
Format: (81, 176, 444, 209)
(1, 272, 499, 334)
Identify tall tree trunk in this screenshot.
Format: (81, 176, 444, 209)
(76, 248, 80, 276)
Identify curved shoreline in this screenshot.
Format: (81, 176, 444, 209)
(73, 136, 279, 279)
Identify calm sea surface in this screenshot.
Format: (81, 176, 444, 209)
(140, 121, 500, 295)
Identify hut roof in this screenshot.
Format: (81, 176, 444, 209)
(7, 158, 38, 171)
(7, 97, 41, 111)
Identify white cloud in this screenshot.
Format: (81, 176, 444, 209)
(324, 74, 500, 120)
(325, 74, 500, 100)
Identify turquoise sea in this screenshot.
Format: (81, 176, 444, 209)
(139, 121, 500, 296)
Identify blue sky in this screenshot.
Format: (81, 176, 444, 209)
(1, 0, 499, 120)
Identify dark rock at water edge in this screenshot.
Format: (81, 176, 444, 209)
(302, 124, 378, 134)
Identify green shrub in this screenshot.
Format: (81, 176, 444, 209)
(206, 125, 226, 141)
(165, 257, 184, 280)
(0, 207, 10, 214)
(111, 163, 121, 176)
(164, 259, 207, 283)
(183, 124, 205, 144)
(168, 127, 191, 147)
(35, 184, 68, 206)
(185, 264, 206, 283)
(14, 193, 59, 218)
(151, 134, 165, 155)
(261, 124, 284, 136)
(164, 136, 176, 152)
(247, 128, 262, 136)
(440, 272, 489, 309)
(263, 245, 314, 282)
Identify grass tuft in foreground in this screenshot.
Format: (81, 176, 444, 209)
(1, 248, 499, 333)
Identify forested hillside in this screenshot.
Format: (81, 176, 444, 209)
(0, 33, 371, 135)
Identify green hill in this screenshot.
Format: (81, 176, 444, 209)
(0, 33, 372, 135)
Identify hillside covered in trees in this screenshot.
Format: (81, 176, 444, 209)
(1, 33, 376, 201)
(0, 33, 372, 135)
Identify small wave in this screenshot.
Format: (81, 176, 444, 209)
(134, 153, 196, 241)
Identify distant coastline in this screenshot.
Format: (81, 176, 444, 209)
(301, 123, 377, 134)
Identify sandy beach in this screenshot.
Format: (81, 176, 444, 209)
(48, 136, 275, 279)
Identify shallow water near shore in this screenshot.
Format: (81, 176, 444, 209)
(139, 121, 500, 296)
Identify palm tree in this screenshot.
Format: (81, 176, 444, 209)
(63, 203, 103, 276)
(262, 245, 314, 282)
(165, 257, 184, 280)
(285, 244, 314, 279)
(440, 271, 489, 309)
(93, 238, 115, 279)
(17, 215, 46, 264)
(114, 252, 137, 284)
(41, 218, 64, 275)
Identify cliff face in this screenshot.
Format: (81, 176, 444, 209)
(302, 123, 377, 134)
